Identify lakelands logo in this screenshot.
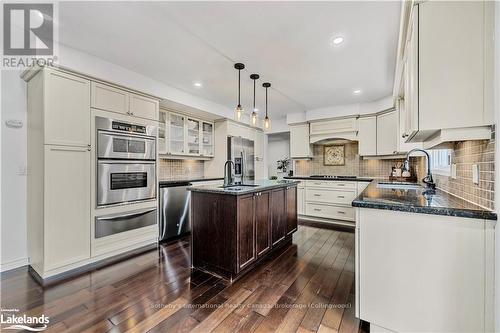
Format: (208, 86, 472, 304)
(0, 309, 49, 332)
(2, 2, 58, 69)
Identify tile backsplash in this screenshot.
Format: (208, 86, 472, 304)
(158, 159, 204, 180)
(434, 139, 495, 210)
(294, 142, 421, 178)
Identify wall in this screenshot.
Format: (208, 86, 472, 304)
(294, 142, 421, 179)
(434, 139, 495, 210)
(267, 133, 290, 178)
(494, 3, 500, 329)
(1, 70, 28, 271)
(158, 159, 204, 180)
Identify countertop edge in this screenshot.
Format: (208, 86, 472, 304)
(188, 181, 299, 195)
(284, 176, 374, 182)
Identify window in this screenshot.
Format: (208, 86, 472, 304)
(429, 149, 452, 176)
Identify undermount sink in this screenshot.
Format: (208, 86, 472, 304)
(376, 182, 422, 190)
(219, 184, 259, 189)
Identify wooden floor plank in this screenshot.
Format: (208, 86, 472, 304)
(0, 226, 363, 333)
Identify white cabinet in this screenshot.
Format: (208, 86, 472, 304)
(44, 146, 91, 270)
(357, 117, 377, 156)
(45, 70, 90, 147)
(402, 1, 493, 142)
(290, 124, 312, 158)
(187, 117, 201, 155)
(158, 110, 168, 154)
(91, 82, 129, 114)
(357, 208, 494, 332)
(158, 110, 214, 158)
(376, 110, 398, 156)
(168, 112, 186, 155)
(297, 182, 305, 215)
(91, 82, 159, 120)
(129, 93, 159, 120)
(201, 122, 214, 157)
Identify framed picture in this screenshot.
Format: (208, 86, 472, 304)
(324, 145, 345, 166)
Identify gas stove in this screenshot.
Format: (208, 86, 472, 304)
(310, 175, 357, 179)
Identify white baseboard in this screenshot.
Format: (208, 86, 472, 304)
(1, 257, 29, 272)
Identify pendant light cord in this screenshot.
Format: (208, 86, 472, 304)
(265, 86, 268, 118)
(238, 69, 241, 106)
(253, 79, 256, 110)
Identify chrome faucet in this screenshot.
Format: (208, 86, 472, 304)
(404, 148, 436, 191)
(223, 160, 235, 187)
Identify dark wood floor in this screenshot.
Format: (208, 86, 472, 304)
(0, 226, 367, 333)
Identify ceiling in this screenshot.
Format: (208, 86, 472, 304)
(58, 1, 401, 119)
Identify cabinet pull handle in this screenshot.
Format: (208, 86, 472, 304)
(313, 194, 321, 197)
(338, 211, 346, 214)
(337, 195, 345, 198)
(314, 208, 322, 211)
(50, 146, 88, 152)
(402, 133, 409, 138)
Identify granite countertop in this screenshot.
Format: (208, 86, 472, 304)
(158, 177, 223, 187)
(352, 180, 497, 220)
(188, 179, 299, 195)
(284, 176, 374, 182)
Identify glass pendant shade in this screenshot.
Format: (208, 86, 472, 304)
(235, 105, 244, 121)
(251, 111, 258, 126)
(264, 116, 270, 130)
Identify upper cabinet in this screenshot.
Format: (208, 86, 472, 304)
(400, 1, 493, 143)
(290, 124, 312, 159)
(158, 109, 214, 158)
(357, 116, 377, 156)
(44, 70, 91, 147)
(91, 82, 159, 121)
(376, 111, 398, 156)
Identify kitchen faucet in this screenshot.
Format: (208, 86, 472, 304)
(404, 148, 436, 192)
(223, 160, 235, 187)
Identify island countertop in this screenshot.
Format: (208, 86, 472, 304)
(352, 180, 497, 220)
(187, 179, 299, 195)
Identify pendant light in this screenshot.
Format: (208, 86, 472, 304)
(263, 82, 271, 130)
(250, 74, 259, 126)
(234, 63, 245, 121)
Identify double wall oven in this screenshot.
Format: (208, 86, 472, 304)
(95, 116, 157, 239)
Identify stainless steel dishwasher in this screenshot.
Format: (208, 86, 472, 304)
(159, 182, 191, 242)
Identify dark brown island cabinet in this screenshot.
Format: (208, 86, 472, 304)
(190, 184, 298, 281)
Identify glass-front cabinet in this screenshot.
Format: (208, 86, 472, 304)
(158, 110, 167, 154)
(187, 118, 200, 155)
(158, 109, 214, 158)
(168, 112, 186, 155)
(202, 122, 214, 156)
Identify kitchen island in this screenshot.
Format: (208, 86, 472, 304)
(188, 180, 299, 281)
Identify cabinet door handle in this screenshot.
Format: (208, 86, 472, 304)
(402, 133, 409, 138)
(338, 211, 346, 214)
(313, 194, 321, 197)
(314, 182, 322, 185)
(337, 195, 345, 198)
(50, 146, 88, 152)
(337, 184, 345, 186)
(314, 208, 322, 212)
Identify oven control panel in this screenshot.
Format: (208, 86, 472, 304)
(112, 121, 146, 134)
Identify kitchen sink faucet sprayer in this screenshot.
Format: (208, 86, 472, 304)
(404, 148, 436, 193)
(224, 160, 235, 187)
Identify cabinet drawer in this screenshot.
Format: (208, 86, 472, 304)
(306, 203, 355, 221)
(306, 188, 356, 205)
(306, 180, 356, 190)
(91, 82, 129, 114)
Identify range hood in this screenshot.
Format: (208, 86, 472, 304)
(309, 117, 359, 143)
(311, 138, 354, 145)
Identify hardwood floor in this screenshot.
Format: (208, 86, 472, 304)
(0, 226, 367, 332)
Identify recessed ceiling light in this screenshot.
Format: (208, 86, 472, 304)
(353, 89, 362, 95)
(331, 36, 344, 45)
(194, 82, 202, 88)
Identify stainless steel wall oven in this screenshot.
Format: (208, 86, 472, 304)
(96, 116, 157, 207)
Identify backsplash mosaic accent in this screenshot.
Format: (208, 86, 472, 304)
(294, 142, 421, 178)
(434, 139, 495, 210)
(158, 159, 204, 180)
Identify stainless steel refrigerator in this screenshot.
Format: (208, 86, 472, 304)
(227, 136, 255, 183)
